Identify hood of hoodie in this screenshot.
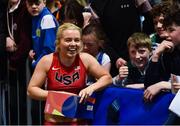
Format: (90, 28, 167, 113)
(8, 0, 21, 13)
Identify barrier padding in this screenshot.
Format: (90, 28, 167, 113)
(93, 86, 175, 125)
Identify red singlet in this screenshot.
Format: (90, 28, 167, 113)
(47, 52, 87, 94)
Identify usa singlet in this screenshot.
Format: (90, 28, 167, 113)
(47, 53, 87, 94)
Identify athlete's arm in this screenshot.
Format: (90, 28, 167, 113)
(27, 53, 53, 100)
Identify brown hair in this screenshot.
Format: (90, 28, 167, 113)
(127, 32, 152, 52)
(82, 21, 108, 49)
(151, 1, 173, 19)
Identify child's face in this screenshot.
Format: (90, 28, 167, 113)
(153, 14, 169, 39)
(82, 33, 100, 57)
(167, 23, 180, 46)
(129, 44, 150, 70)
(26, 0, 45, 16)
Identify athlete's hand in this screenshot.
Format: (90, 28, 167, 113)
(78, 86, 94, 103)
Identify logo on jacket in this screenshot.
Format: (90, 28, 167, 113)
(36, 29, 41, 37)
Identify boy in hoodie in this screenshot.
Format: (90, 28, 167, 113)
(26, 0, 59, 68)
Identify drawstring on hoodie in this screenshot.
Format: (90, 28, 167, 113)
(7, 0, 21, 40)
(7, 5, 14, 40)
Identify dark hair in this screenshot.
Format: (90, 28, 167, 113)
(60, 0, 84, 28)
(150, 1, 173, 19)
(172, 0, 180, 8)
(163, 7, 180, 27)
(82, 20, 108, 49)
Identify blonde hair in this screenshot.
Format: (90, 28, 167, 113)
(55, 23, 82, 52)
(127, 32, 152, 52)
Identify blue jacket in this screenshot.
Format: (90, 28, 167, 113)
(32, 7, 59, 68)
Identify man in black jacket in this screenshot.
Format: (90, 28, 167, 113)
(6, 0, 32, 124)
(90, 0, 153, 76)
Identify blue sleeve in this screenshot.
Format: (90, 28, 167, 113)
(32, 28, 57, 68)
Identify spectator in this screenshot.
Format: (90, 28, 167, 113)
(143, 1, 175, 102)
(58, 0, 84, 27)
(82, 21, 111, 85)
(144, 2, 180, 124)
(149, 0, 173, 50)
(6, 0, 32, 124)
(26, 0, 59, 68)
(113, 32, 152, 89)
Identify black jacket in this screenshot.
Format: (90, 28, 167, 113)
(145, 47, 180, 88)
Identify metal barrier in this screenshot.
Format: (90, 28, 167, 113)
(0, 59, 43, 125)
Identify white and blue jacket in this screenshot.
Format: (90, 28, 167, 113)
(32, 7, 59, 68)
